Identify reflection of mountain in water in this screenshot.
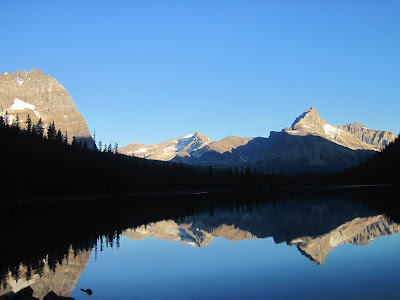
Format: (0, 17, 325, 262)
(123, 199, 400, 264)
(0, 247, 91, 299)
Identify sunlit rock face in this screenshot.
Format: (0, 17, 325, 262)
(286, 107, 396, 151)
(0, 68, 94, 148)
(0, 247, 91, 299)
(338, 122, 396, 150)
(122, 200, 400, 264)
(119, 132, 211, 161)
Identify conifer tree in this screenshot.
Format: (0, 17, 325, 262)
(0, 114, 5, 128)
(56, 129, 63, 144)
(64, 130, 68, 145)
(11, 113, 20, 130)
(26, 114, 32, 133)
(33, 118, 44, 138)
(4, 111, 9, 127)
(47, 121, 56, 140)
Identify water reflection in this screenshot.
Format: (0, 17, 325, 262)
(0, 247, 92, 299)
(1, 191, 400, 299)
(123, 198, 400, 265)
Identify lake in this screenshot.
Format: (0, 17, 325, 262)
(1, 188, 399, 299)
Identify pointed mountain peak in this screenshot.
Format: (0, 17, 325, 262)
(291, 107, 320, 128)
(291, 107, 326, 130)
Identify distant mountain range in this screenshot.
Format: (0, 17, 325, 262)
(0, 68, 94, 148)
(121, 107, 396, 172)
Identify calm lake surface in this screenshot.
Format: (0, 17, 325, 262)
(1, 188, 400, 299)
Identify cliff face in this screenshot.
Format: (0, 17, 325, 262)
(0, 247, 91, 299)
(338, 122, 396, 149)
(288, 107, 396, 151)
(0, 68, 94, 148)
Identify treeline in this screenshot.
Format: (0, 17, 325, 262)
(1, 113, 399, 198)
(0, 115, 275, 198)
(344, 135, 400, 183)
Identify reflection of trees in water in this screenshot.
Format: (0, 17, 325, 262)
(1, 187, 399, 291)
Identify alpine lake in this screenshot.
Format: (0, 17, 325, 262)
(1, 186, 399, 300)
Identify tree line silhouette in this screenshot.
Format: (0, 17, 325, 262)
(1, 113, 280, 199)
(1, 112, 399, 199)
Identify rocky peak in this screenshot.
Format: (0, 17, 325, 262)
(285, 107, 396, 151)
(119, 132, 211, 160)
(344, 122, 367, 130)
(4, 68, 46, 85)
(338, 122, 397, 149)
(290, 107, 327, 131)
(0, 68, 95, 148)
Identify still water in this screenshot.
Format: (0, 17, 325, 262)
(1, 190, 400, 299)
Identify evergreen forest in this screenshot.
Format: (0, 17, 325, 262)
(1, 113, 399, 199)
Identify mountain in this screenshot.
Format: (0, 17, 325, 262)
(122, 107, 396, 173)
(122, 199, 400, 265)
(174, 108, 395, 172)
(0, 68, 94, 148)
(286, 107, 395, 151)
(119, 132, 211, 160)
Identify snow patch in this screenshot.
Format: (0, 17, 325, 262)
(10, 98, 41, 118)
(330, 230, 346, 247)
(164, 145, 177, 154)
(183, 133, 193, 139)
(2, 72, 8, 75)
(324, 124, 341, 139)
(303, 125, 311, 129)
(134, 148, 148, 154)
(15, 77, 24, 85)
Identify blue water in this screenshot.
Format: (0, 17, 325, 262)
(70, 230, 400, 300)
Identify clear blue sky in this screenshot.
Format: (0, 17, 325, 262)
(2, 1, 399, 146)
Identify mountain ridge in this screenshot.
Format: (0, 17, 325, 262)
(121, 107, 396, 172)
